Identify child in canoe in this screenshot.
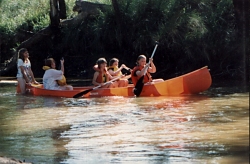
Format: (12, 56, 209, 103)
(93, 58, 131, 87)
(92, 58, 120, 88)
(43, 58, 73, 90)
(107, 58, 131, 87)
(131, 54, 163, 86)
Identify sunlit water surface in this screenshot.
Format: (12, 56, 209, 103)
(0, 83, 248, 164)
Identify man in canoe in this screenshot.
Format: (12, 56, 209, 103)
(131, 54, 163, 86)
(92, 58, 119, 88)
(42, 58, 73, 90)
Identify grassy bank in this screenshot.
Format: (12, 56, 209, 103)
(0, 0, 77, 35)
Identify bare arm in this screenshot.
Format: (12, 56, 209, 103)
(107, 72, 115, 79)
(136, 63, 150, 77)
(148, 58, 156, 73)
(27, 67, 38, 84)
(93, 65, 100, 71)
(60, 59, 64, 74)
(135, 58, 156, 77)
(108, 68, 122, 76)
(108, 65, 124, 76)
(92, 72, 101, 86)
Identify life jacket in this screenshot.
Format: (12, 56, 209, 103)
(42, 66, 67, 86)
(131, 66, 152, 85)
(107, 66, 122, 76)
(93, 65, 110, 83)
(96, 70, 109, 83)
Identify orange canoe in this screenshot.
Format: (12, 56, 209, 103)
(17, 66, 212, 98)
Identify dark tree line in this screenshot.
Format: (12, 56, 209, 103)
(0, 0, 249, 85)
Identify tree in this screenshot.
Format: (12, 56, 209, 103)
(232, 0, 249, 83)
(0, 0, 106, 76)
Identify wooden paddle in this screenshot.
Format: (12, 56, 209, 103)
(133, 41, 159, 97)
(73, 74, 124, 98)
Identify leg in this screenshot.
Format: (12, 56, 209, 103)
(118, 79, 128, 87)
(118, 80, 125, 87)
(65, 85, 73, 90)
(58, 85, 73, 90)
(108, 81, 118, 88)
(152, 79, 164, 83)
(145, 79, 164, 85)
(123, 79, 129, 87)
(17, 77, 26, 94)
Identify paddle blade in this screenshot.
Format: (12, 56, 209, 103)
(133, 75, 144, 97)
(73, 88, 93, 98)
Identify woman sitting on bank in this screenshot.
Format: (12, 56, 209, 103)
(42, 58, 73, 90)
(92, 58, 118, 88)
(131, 54, 163, 86)
(107, 58, 131, 87)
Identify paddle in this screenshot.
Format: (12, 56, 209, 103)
(73, 74, 124, 98)
(133, 41, 159, 97)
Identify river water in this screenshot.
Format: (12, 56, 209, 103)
(0, 81, 248, 164)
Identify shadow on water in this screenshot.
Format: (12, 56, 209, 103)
(205, 79, 249, 97)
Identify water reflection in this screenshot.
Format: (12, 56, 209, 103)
(0, 84, 248, 164)
(0, 91, 71, 163)
(60, 95, 248, 164)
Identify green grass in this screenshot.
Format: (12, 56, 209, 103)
(0, 0, 77, 34)
(0, 0, 112, 35)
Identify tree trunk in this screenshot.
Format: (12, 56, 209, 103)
(111, 0, 122, 26)
(232, 0, 249, 84)
(0, 1, 109, 76)
(59, 0, 67, 19)
(111, 0, 123, 47)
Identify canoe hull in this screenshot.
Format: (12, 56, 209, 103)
(17, 66, 212, 98)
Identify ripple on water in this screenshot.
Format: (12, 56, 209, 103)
(0, 84, 249, 164)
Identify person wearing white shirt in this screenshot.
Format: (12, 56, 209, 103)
(16, 48, 39, 94)
(42, 58, 73, 90)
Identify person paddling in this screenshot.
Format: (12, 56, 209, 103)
(131, 55, 163, 86)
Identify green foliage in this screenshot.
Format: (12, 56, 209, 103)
(197, 0, 240, 75)
(0, 0, 76, 64)
(0, 0, 244, 80)
(0, 0, 47, 34)
(65, 0, 212, 71)
(0, 0, 77, 34)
